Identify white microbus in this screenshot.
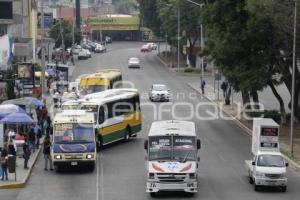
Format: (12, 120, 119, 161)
(144, 120, 201, 196)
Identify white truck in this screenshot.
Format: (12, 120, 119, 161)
(144, 120, 201, 196)
(245, 118, 288, 192)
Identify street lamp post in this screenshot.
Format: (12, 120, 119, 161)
(290, 0, 297, 158)
(177, 6, 180, 69)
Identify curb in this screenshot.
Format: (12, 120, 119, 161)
(186, 83, 300, 171)
(0, 142, 43, 189)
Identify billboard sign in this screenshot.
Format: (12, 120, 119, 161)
(17, 63, 35, 89)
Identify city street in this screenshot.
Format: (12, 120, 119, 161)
(1, 42, 300, 200)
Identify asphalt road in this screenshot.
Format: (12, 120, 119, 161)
(2, 42, 300, 200)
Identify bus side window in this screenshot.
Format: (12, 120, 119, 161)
(98, 106, 105, 124)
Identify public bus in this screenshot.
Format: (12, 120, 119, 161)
(52, 110, 96, 172)
(79, 69, 122, 95)
(61, 89, 142, 149)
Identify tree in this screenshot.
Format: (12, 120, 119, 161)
(138, 0, 162, 36)
(49, 20, 82, 48)
(202, 0, 300, 122)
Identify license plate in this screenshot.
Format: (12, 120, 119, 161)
(71, 162, 78, 166)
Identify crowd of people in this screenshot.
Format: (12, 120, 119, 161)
(0, 105, 53, 181)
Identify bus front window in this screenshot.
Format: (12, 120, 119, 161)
(87, 85, 106, 94)
(54, 123, 94, 143)
(149, 136, 172, 161)
(173, 136, 196, 162)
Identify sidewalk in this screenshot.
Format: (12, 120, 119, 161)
(157, 53, 300, 168)
(0, 146, 42, 189)
(0, 95, 53, 189)
(186, 78, 300, 169)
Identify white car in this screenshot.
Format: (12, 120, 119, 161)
(78, 49, 89, 59)
(147, 42, 157, 50)
(72, 45, 82, 55)
(128, 57, 140, 68)
(95, 44, 107, 53)
(149, 84, 170, 102)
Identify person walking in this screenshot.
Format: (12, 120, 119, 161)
(27, 127, 36, 153)
(34, 124, 42, 149)
(23, 139, 31, 169)
(200, 79, 206, 95)
(7, 139, 16, 156)
(0, 144, 8, 180)
(43, 136, 53, 171)
(221, 81, 228, 98)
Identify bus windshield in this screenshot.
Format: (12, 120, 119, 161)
(149, 136, 196, 161)
(54, 123, 94, 143)
(86, 85, 106, 94)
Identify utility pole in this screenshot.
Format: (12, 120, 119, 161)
(75, 0, 81, 29)
(177, 6, 180, 69)
(200, 24, 204, 81)
(59, 18, 65, 63)
(290, 0, 297, 158)
(41, 0, 46, 100)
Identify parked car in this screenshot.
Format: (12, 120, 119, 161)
(78, 49, 89, 60)
(149, 84, 170, 102)
(147, 42, 158, 50)
(72, 45, 82, 55)
(141, 44, 152, 52)
(95, 44, 107, 53)
(128, 57, 140, 68)
(81, 43, 92, 51)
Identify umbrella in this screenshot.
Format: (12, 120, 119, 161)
(0, 104, 26, 119)
(24, 97, 44, 107)
(0, 112, 35, 125)
(2, 98, 36, 110)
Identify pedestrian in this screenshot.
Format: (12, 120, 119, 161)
(27, 127, 36, 153)
(43, 136, 53, 171)
(200, 79, 206, 95)
(221, 81, 228, 98)
(7, 139, 16, 156)
(34, 123, 42, 149)
(23, 139, 31, 169)
(46, 116, 52, 135)
(0, 144, 8, 180)
(43, 117, 49, 135)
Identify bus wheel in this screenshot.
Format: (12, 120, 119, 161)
(124, 126, 131, 141)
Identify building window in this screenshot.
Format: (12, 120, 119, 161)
(0, 24, 7, 36)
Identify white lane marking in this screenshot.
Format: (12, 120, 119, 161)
(96, 152, 104, 200)
(100, 153, 104, 200)
(96, 153, 99, 200)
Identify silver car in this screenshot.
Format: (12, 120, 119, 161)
(128, 57, 140, 68)
(149, 84, 170, 102)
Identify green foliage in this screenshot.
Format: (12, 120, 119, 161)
(115, 0, 138, 14)
(49, 20, 82, 48)
(246, 110, 282, 123)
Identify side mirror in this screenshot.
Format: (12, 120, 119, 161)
(144, 140, 148, 150)
(197, 139, 201, 150)
(286, 163, 289, 167)
(252, 161, 255, 166)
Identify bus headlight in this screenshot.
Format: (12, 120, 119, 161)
(55, 155, 62, 160)
(86, 154, 94, 159)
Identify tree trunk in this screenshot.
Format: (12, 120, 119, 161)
(268, 82, 287, 124)
(250, 90, 260, 109)
(241, 90, 251, 109)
